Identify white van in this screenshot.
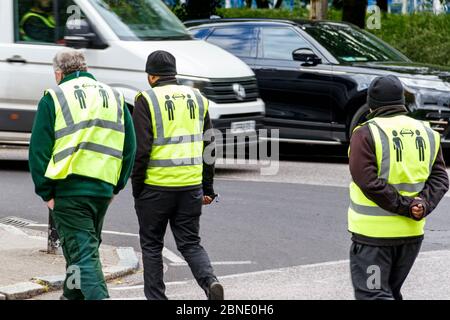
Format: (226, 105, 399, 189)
(0, 0, 265, 146)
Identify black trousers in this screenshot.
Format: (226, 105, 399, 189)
(350, 241, 422, 300)
(135, 188, 216, 300)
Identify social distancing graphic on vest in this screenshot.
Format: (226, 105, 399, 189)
(164, 95, 176, 121)
(416, 130, 427, 161)
(348, 115, 440, 238)
(392, 130, 404, 162)
(74, 85, 87, 110)
(187, 94, 197, 119)
(44, 77, 125, 186)
(99, 86, 109, 108)
(140, 85, 208, 187)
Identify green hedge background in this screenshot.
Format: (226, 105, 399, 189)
(195, 8, 450, 67)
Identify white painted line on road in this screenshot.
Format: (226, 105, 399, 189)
(109, 297, 147, 300)
(163, 247, 185, 264)
(169, 261, 254, 267)
(111, 280, 191, 291)
(110, 285, 144, 291)
(26, 224, 187, 265)
(102, 230, 139, 237)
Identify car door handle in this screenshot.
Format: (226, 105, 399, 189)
(6, 56, 27, 64)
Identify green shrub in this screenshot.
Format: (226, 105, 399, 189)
(210, 9, 450, 66)
(371, 13, 450, 66)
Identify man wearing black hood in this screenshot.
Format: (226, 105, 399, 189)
(20, 0, 56, 43)
(348, 75, 449, 300)
(132, 50, 223, 300)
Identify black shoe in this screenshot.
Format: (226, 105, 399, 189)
(208, 281, 224, 300)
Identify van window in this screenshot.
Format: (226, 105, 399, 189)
(207, 26, 257, 58)
(89, 0, 191, 41)
(15, 0, 84, 44)
(261, 27, 311, 60)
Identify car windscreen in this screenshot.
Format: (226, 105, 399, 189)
(89, 0, 192, 41)
(303, 23, 409, 63)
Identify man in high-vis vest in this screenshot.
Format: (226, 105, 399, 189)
(20, 0, 56, 43)
(348, 75, 449, 300)
(29, 49, 136, 300)
(132, 51, 223, 300)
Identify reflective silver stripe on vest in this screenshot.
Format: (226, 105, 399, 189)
(53, 87, 74, 126)
(350, 200, 397, 217)
(53, 142, 123, 163)
(54, 119, 124, 139)
(369, 121, 390, 180)
(153, 134, 204, 146)
(193, 90, 205, 130)
(145, 89, 165, 142)
(391, 182, 425, 193)
(112, 89, 123, 123)
(149, 157, 203, 168)
(423, 124, 436, 172)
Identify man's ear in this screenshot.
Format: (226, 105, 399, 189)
(55, 71, 64, 84)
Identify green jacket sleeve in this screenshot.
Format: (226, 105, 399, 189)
(28, 93, 56, 202)
(114, 106, 136, 194)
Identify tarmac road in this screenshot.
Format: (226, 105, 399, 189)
(2, 145, 450, 299)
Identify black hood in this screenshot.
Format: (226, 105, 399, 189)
(351, 61, 450, 84)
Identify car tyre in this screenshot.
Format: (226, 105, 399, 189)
(349, 104, 370, 138)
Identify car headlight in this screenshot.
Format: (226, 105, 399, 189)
(398, 77, 450, 92)
(176, 75, 210, 91)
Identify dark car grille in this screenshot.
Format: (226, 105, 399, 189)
(201, 78, 259, 104)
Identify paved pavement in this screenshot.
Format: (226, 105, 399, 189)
(2, 145, 450, 300)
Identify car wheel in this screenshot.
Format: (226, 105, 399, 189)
(349, 104, 370, 138)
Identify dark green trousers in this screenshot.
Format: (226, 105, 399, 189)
(51, 196, 111, 300)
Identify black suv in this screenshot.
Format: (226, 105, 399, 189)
(186, 19, 450, 146)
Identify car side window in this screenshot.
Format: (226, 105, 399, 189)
(206, 26, 257, 58)
(15, 0, 83, 45)
(261, 27, 312, 60)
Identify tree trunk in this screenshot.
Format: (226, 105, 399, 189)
(245, 0, 252, 8)
(185, 0, 216, 20)
(310, 0, 328, 20)
(256, 0, 270, 8)
(342, 0, 367, 29)
(274, 0, 284, 8)
(376, 0, 388, 12)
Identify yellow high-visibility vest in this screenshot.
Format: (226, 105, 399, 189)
(20, 11, 56, 41)
(44, 76, 125, 186)
(139, 85, 208, 187)
(348, 115, 440, 238)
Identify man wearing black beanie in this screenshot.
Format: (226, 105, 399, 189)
(347, 75, 449, 300)
(132, 50, 223, 300)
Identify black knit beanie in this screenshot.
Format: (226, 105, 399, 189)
(367, 75, 405, 109)
(145, 50, 177, 76)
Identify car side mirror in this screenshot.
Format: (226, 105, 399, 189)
(64, 19, 96, 49)
(292, 48, 322, 66)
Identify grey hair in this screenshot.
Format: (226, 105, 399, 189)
(53, 49, 88, 75)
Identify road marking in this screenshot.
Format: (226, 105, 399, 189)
(102, 230, 139, 237)
(111, 280, 190, 291)
(26, 224, 187, 264)
(162, 247, 185, 264)
(169, 261, 254, 267)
